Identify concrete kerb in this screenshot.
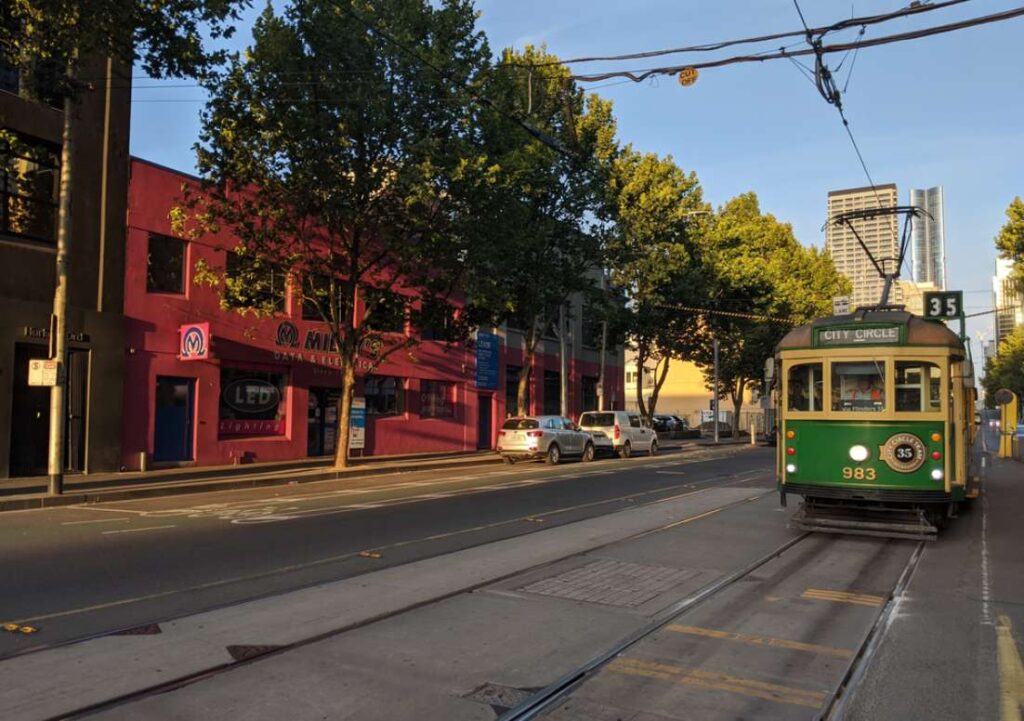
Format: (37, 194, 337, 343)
(0, 442, 705, 513)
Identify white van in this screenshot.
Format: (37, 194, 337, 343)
(578, 410, 657, 458)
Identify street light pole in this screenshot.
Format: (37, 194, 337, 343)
(559, 303, 568, 417)
(713, 338, 720, 445)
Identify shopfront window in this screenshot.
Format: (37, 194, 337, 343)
(787, 363, 823, 412)
(365, 375, 404, 416)
(895, 361, 941, 412)
(421, 380, 455, 418)
(218, 367, 287, 436)
(147, 233, 185, 294)
(831, 361, 886, 412)
(225, 251, 285, 312)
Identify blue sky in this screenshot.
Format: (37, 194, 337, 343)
(130, 0, 1024, 349)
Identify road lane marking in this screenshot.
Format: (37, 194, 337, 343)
(997, 615, 1024, 721)
(801, 588, 885, 607)
(60, 518, 132, 526)
(607, 657, 827, 708)
(101, 524, 177, 535)
(666, 624, 854, 659)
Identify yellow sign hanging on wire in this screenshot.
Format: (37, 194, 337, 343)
(677, 67, 699, 86)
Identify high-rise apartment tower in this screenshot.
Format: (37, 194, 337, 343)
(826, 184, 903, 309)
(909, 186, 947, 289)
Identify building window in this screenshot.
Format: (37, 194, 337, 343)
(365, 375, 404, 416)
(1, 133, 59, 243)
(218, 367, 287, 437)
(419, 302, 456, 341)
(581, 303, 602, 349)
(225, 251, 285, 312)
(543, 370, 561, 415)
(420, 380, 455, 418)
(582, 376, 598, 412)
(146, 233, 185, 294)
(364, 289, 407, 334)
(301, 274, 349, 322)
(506, 366, 529, 416)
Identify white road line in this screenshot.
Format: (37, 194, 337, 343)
(101, 524, 177, 535)
(60, 518, 132, 526)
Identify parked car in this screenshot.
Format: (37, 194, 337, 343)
(496, 415, 596, 465)
(578, 410, 658, 457)
(651, 415, 678, 434)
(670, 415, 690, 430)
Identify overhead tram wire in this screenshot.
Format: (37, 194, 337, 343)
(565, 5, 1024, 84)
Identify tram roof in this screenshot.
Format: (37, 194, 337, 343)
(777, 309, 963, 351)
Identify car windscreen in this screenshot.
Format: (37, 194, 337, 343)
(502, 418, 539, 430)
(579, 412, 615, 427)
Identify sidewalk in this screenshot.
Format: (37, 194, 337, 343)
(0, 436, 746, 512)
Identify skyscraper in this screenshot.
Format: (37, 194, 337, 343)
(826, 184, 903, 309)
(909, 186, 947, 289)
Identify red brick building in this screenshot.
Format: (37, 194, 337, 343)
(121, 158, 624, 470)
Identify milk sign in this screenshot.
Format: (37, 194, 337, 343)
(223, 379, 280, 414)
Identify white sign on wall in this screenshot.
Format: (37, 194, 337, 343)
(27, 359, 60, 387)
(348, 397, 366, 450)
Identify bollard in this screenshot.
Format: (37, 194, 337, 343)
(751, 419, 756, 446)
(139, 451, 148, 472)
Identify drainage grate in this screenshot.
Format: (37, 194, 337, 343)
(226, 644, 284, 662)
(111, 623, 162, 636)
(519, 559, 697, 608)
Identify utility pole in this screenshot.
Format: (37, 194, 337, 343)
(598, 273, 607, 411)
(559, 303, 569, 417)
(713, 338, 720, 445)
(48, 57, 78, 496)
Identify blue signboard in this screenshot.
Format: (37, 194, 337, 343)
(475, 331, 500, 389)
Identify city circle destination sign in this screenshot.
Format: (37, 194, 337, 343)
(816, 326, 900, 347)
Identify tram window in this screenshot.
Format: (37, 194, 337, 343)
(787, 363, 822, 411)
(831, 361, 885, 412)
(895, 361, 941, 412)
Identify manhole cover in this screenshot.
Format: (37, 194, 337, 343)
(463, 682, 534, 712)
(519, 559, 696, 608)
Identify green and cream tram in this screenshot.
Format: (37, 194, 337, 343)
(774, 308, 978, 539)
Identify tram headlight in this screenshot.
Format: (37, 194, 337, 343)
(931, 469, 944, 481)
(786, 463, 797, 474)
(848, 445, 870, 462)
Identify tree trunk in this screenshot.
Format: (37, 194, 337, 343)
(47, 52, 79, 494)
(516, 318, 541, 416)
(645, 354, 671, 428)
(333, 359, 356, 469)
(634, 344, 648, 421)
(730, 380, 746, 439)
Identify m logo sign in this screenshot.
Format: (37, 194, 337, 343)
(276, 321, 299, 347)
(179, 323, 210, 360)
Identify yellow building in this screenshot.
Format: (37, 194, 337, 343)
(623, 351, 758, 428)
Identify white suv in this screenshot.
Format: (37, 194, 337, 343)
(578, 411, 657, 458)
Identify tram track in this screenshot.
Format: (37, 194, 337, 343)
(497, 535, 925, 721)
(28, 473, 774, 720)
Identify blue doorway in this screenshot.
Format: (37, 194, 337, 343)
(153, 376, 194, 462)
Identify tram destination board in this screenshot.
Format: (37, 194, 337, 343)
(816, 325, 900, 347)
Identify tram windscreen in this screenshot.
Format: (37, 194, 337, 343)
(831, 361, 885, 412)
(787, 363, 823, 411)
(895, 361, 941, 412)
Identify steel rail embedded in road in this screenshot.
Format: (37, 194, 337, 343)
(815, 541, 927, 721)
(496, 532, 813, 721)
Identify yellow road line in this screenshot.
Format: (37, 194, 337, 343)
(997, 615, 1024, 721)
(801, 588, 885, 607)
(665, 624, 854, 659)
(608, 657, 826, 708)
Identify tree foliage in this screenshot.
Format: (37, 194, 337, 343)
(689, 193, 851, 435)
(982, 326, 1024, 408)
(184, 0, 493, 467)
(606, 148, 708, 425)
(995, 196, 1024, 284)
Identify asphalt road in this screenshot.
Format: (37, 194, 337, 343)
(0, 443, 771, 657)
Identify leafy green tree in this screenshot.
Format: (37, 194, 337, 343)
(982, 326, 1024, 408)
(995, 196, 1024, 284)
(690, 193, 851, 436)
(606, 148, 709, 426)
(183, 0, 493, 468)
(464, 45, 618, 415)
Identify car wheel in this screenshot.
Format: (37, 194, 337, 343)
(546, 444, 561, 465)
(649, 440, 658, 456)
(582, 442, 595, 463)
(618, 441, 631, 459)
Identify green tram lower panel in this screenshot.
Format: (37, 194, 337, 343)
(779, 420, 959, 501)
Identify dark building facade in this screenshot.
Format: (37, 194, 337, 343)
(0, 57, 131, 477)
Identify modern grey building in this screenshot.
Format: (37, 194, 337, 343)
(909, 186, 947, 289)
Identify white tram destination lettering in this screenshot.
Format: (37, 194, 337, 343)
(819, 327, 899, 345)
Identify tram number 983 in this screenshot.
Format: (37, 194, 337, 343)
(841, 467, 877, 480)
